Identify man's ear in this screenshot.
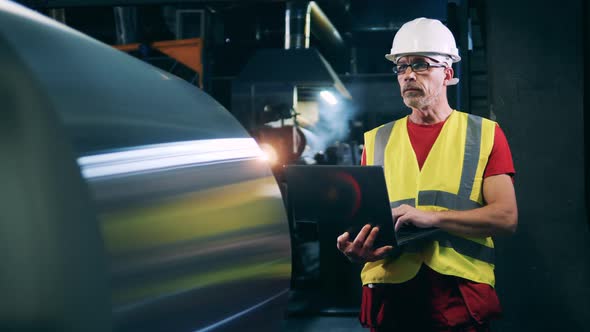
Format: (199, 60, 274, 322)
(443, 67, 454, 86)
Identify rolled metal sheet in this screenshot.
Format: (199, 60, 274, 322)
(0, 1, 291, 331)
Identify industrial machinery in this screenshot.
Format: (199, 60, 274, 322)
(0, 1, 291, 331)
(231, 2, 360, 173)
(229, 2, 363, 317)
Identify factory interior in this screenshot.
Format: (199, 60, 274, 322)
(2, 0, 590, 331)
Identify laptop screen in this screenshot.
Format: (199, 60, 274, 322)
(284, 165, 397, 249)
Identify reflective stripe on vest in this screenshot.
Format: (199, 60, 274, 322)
(418, 190, 481, 210)
(375, 114, 493, 263)
(435, 232, 495, 264)
(459, 115, 482, 197)
(374, 121, 395, 167)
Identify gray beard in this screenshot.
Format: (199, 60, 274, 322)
(403, 92, 440, 109)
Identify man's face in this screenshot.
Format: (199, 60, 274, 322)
(396, 55, 450, 109)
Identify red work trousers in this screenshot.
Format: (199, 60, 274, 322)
(359, 265, 502, 332)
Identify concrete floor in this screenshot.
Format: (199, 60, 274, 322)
(283, 316, 366, 332)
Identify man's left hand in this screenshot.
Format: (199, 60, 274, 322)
(392, 204, 439, 231)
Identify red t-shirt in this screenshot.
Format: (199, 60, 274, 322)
(360, 117, 514, 328)
(361, 120, 515, 178)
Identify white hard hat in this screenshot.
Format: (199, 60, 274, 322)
(385, 17, 461, 64)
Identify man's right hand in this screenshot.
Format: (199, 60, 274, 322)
(336, 224, 393, 263)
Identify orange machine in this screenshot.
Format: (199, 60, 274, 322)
(114, 38, 203, 88)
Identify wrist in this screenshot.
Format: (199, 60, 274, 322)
(431, 211, 443, 227)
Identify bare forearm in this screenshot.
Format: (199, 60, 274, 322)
(433, 203, 517, 237)
(392, 175, 518, 238)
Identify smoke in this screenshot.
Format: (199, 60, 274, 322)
(300, 98, 358, 161)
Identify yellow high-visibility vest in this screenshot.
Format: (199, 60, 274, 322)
(361, 110, 497, 286)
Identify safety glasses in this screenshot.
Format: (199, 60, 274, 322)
(392, 62, 447, 75)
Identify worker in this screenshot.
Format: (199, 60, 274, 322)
(336, 17, 517, 332)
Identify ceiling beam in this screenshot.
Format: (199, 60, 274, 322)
(18, 0, 286, 8)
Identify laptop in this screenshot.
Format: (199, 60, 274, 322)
(284, 165, 441, 249)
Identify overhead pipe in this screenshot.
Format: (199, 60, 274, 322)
(48, 8, 66, 24)
(113, 6, 138, 45)
(285, 1, 344, 50)
(285, 1, 310, 49)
